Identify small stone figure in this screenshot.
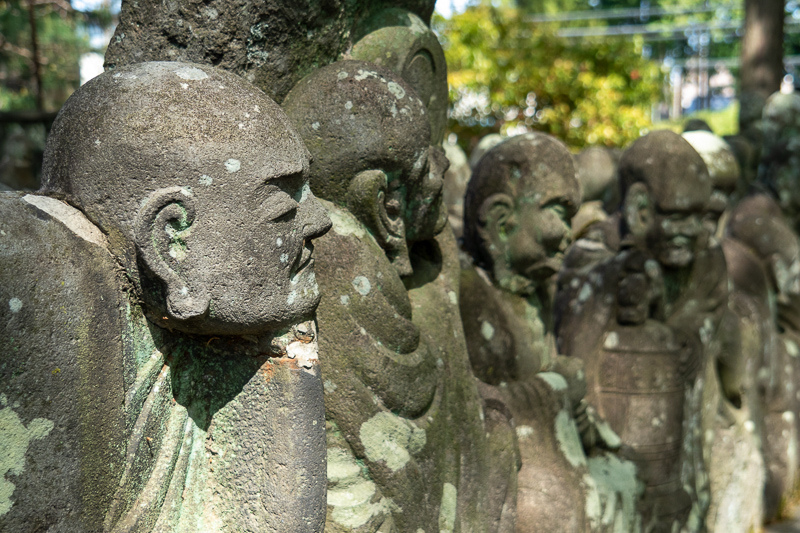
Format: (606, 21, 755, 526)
(1, 61, 331, 532)
(556, 130, 729, 532)
(682, 130, 742, 238)
(284, 59, 515, 533)
(461, 132, 643, 533)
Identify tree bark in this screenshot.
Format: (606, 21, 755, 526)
(739, 0, 785, 134)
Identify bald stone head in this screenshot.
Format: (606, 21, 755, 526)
(41, 61, 330, 335)
(463, 133, 580, 293)
(618, 130, 711, 268)
(760, 91, 800, 229)
(283, 59, 447, 276)
(682, 130, 741, 228)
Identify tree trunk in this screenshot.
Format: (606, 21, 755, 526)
(739, 0, 785, 136)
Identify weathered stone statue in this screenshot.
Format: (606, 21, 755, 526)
(460, 132, 643, 533)
(681, 130, 742, 239)
(723, 194, 799, 524)
(283, 58, 516, 533)
(556, 130, 729, 532)
(571, 146, 621, 246)
(677, 132, 765, 532)
(0, 61, 331, 531)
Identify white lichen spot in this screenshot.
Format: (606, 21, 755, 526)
(300, 183, 311, 203)
(439, 483, 457, 533)
(280, 253, 289, 263)
(286, 338, 318, 368)
(180, 83, 189, 89)
(352, 276, 371, 296)
(224, 159, 241, 173)
(175, 66, 208, 81)
(359, 327, 366, 336)
(287, 290, 297, 305)
(8, 298, 22, 314)
(786, 339, 799, 357)
(312, 122, 320, 130)
(340, 295, 350, 305)
(345, 100, 353, 110)
(198, 175, 213, 186)
(355, 69, 379, 81)
(254, 105, 260, 113)
(324, 380, 338, 393)
(555, 409, 587, 468)
(603, 331, 619, 350)
(0, 407, 54, 516)
(480, 321, 495, 340)
(94, 139, 101, 146)
(578, 283, 593, 303)
(539, 372, 568, 391)
(359, 412, 426, 472)
(238, 123, 244, 129)
(448, 291, 457, 305)
(436, 358, 444, 369)
(516, 425, 535, 439)
(387, 81, 406, 100)
(337, 71, 349, 80)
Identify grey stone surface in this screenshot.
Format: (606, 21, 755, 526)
(1, 61, 331, 531)
(105, 0, 435, 104)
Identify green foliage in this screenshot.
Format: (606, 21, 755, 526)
(0, 0, 91, 111)
(437, 1, 663, 151)
(655, 100, 740, 137)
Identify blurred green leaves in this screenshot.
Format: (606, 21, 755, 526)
(436, 1, 663, 151)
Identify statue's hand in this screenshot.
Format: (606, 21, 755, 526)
(575, 400, 622, 452)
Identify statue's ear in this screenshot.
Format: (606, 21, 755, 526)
(622, 182, 654, 242)
(135, 187, 209, 320)
(348, 169, 412, 276)
(477, 193, 515, 246)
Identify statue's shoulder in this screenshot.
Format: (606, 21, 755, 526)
(0, 193, 128, 531)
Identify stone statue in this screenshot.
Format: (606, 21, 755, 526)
(460, 132, 643, 533)
(0, 61, 331, 532)
(105, 0, 437, 105)
(723, 194, 799, 524)
(283, 58, 516, 533)
(681, 130, 742, 239)
(556, 130, 729, 532)
(571, 146, 621, 246)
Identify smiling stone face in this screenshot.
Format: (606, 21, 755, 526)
(618, 130, 711, 270)
(41, 61, 330, 334)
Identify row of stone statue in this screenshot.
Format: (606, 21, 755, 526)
(445, 90, 800, 532)
(0, 1, 795, 532)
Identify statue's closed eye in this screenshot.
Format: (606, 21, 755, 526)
(261, 191, 299, 221)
